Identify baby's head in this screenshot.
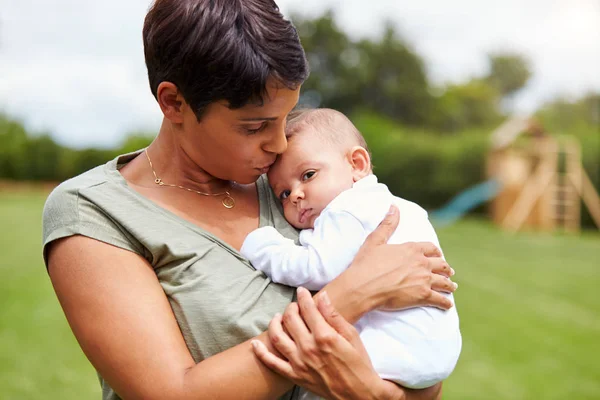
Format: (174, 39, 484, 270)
(268, 108, 372, 229)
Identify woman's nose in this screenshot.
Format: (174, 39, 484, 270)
(263, 128, 288, 154)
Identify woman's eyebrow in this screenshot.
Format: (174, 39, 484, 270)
(238, 117, 278, 121)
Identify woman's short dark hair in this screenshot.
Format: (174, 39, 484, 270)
(143, 0, 309, 119)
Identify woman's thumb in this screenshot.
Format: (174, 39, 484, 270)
(365, 205, 400, 246)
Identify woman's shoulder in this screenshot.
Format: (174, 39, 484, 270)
(43, 151, 142, 223)
(42, 154, 144, 263)
(43, 163, 113, 225)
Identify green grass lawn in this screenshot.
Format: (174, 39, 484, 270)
(1, 190, 599, 399)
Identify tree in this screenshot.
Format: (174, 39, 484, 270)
(354, 24, 432, 125)
(293, 11, 356, 111)
(485, 52, 532, 98)
(295, 13, 432, 125)
(430, 79, 502, 132)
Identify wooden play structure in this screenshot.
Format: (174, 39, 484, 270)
(487, 116, 600, 233)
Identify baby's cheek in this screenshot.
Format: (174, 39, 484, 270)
(283, 206, 297, 224)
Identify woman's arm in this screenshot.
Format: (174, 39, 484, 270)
(48, 235, 293, 400)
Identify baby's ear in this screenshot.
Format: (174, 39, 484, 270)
(348, 146, 371, 182)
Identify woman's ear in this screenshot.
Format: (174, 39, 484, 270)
(156, 81, 186, 124)
(348, 146, 372, 182)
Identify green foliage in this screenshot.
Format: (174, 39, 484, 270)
(296, 13, 433, 125)
(485, 52, 532, 97)
(0, 113, 155, 182)
(536, 93, 600, 135)
(353, 110, 489, 210)
(118, 132, 154, 154)
(0, 116, 30, 180)
(430, 80, 503, 132)
(295, 13, 512, 132)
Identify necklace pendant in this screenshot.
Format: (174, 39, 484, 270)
(222, 195, 235, 209)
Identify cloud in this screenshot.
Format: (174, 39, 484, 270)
(1, 0, 598, 147)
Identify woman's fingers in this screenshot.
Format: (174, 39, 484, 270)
(268, 313, 300, 362)
(424, 290, 454, 310)
(414, 241, 442, 258)
(316, 291, 359, 345)
(431, 274, 458, 294)
(428, 256, 454, 277)
(251, 340, 298, 379)
(363, 205, 400, 247)
(281, 302, 311, 344)
(297, 287, 331, 334)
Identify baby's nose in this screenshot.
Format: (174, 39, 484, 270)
(290, 189, 303, 203)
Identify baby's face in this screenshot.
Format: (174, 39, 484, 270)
(268, 131, 355, 229)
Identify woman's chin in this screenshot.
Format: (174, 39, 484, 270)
(233, 172, 263, 185)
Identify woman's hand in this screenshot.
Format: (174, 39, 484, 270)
(252, 287, 395, 400)
(343, 205, 457, 313)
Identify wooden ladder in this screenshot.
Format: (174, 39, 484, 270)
(551, 140, 581, 232)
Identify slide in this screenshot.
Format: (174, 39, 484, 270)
(429, 179, 502, 227)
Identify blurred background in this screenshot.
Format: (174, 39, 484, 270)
(1, 0, 599, 398)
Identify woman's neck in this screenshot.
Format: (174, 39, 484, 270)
(142, 120, 233, 194)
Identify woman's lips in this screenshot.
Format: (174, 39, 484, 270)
(256, 161, 276, 174)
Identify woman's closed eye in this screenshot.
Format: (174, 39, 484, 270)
(243, 122, 268, 135)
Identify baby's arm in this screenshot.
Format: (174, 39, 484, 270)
(240, 210, 368, 290)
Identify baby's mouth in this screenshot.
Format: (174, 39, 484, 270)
(298, 208, 312, 224)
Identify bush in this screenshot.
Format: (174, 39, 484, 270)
(353, 111, 489, 210)
(352, 111, 600, 229)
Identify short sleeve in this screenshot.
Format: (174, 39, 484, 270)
(42, 182, 144, 266)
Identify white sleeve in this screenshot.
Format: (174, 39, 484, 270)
(240, 211, 368, 291)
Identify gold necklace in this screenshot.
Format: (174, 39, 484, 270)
(144, 148, 235, 209)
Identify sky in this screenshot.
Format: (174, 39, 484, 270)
(1, 0, 599, 148)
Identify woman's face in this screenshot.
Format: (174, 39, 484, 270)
(179, 79, 300, 184)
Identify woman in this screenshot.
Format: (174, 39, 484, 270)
(43, 0, 457, 399)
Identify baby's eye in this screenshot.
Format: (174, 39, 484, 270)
(279, 190, 291, 201)
(302, 170, 316, 181)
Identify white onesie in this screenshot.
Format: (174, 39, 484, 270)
(241, 174, 461, 391)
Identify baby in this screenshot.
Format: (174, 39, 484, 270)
(241, 108, 461, 393)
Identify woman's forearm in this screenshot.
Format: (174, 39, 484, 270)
(320, 264, 381, 324)
(179, 332, 293, 400)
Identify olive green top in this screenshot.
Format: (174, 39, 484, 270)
(42, 150, 300, 400)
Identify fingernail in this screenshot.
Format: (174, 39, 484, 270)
(450, 268, 456, 276)
(297, 286, 305, 295)
(321, 291, 331, 305)
(251, 340, 259, 349)
(453, 282, 459, 289)
(386, 205, 396, 216)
